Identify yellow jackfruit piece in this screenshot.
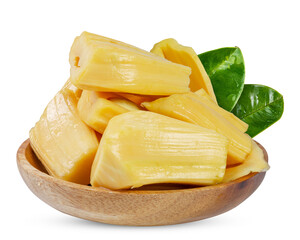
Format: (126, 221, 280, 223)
(151, 38, 216, 101)
(29, 90, 99, 184)
(109, 98, 141, 111)
(142, 93, 252, 165)
(194, 89, 248, 132)
(115, 92, 162, 106)
(90, 111, 229, 190)
(222, 141, 270, 183)
(69, 32, 191, 95)
(77, 90, 129, 134)
(61, 78, 82, 100)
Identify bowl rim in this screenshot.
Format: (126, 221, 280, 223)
(17, 138, 266, 195)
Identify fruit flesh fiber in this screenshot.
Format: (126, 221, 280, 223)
(194, 89, 249, 132)
(109, 98, 141, 111)
(77, 90, 141, 134)
(151, 38, 216, 101)
(29, 90, 99, 184)
(61, 78, 82, 100)
(142, 93, 252, 165)
(90, 111, 228, 190)
(115, 92, 161, 106)
(69, 32, 191, 95)
(222, 141, 270, 182)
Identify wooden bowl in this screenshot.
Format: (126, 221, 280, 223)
(17, 139, 267, 226)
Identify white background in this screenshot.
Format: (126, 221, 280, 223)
(1, 0, 299, 239)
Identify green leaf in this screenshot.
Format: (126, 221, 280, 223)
(231, 84, 284, 137)
(198, 47, 245, 111)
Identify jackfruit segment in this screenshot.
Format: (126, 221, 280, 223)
(109, 98, 141, 111)
(151, 38, 216, 101)
(29, 90, 99, 184)
(222, 141, 270, 183)
(142, 93, 252, 165)
(61, 78, 82, 100)
(194, 89, 248, 132)
(77, 90, 129, 134)
(115, 92, 161, 106)
(77, 31, 153, 54)
(69, 32, 191, 95)
(94, 91, 119, 100)
(90, 111, 228, 190)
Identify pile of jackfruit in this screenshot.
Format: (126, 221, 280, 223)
(29, 32, 269, 190)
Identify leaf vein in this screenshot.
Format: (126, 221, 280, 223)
(209, 49, 238, 75)
(240, 97, 283, 120)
